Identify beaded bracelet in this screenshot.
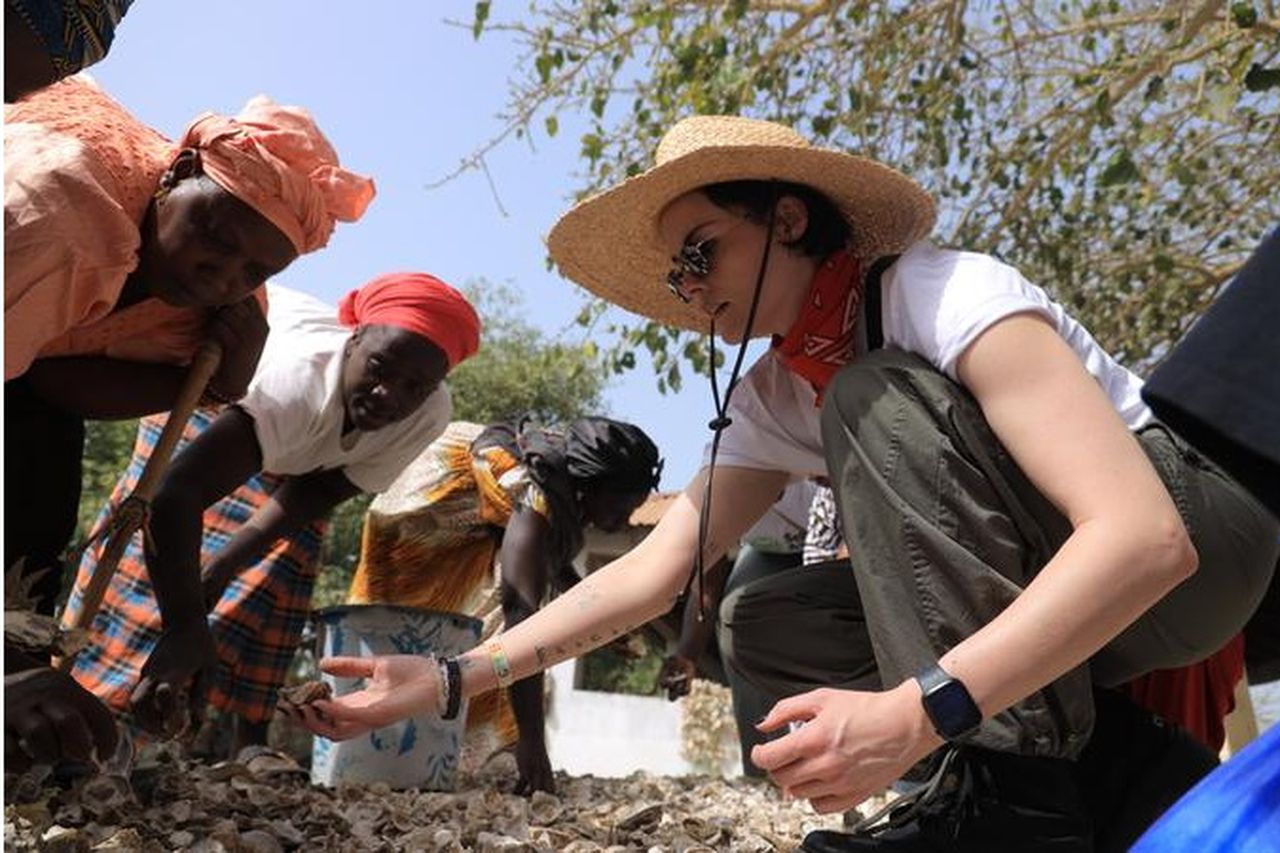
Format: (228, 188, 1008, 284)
(485, 641, 514, 689)
(440, 657, 463, 721)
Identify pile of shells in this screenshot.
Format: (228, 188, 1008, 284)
(5, 744, 889, 851)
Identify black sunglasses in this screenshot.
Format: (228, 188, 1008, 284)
(665, 237, 716, 304)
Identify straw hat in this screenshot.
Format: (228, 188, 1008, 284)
(547, 115, 937, 331)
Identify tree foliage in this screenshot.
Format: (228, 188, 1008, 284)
(447, 279, 608, 424)
(463, 0, 1280, 383)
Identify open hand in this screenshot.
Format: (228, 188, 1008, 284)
(750, 682, 941, 814)
(286, 655, 441, 741)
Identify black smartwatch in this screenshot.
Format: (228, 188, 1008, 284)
(915, 663, 982, 741)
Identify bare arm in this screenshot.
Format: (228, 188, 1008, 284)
(457, 465, 791, 699)
(148, 407, 264, 630)
(23, 357, 186, 419)
(940, 312, 1196, 715)
(496, 508, 555, 792)
(751, 313, 1199, 814)
(202, 466, 361, 607)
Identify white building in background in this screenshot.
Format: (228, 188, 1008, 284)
(544, 493, 741, 778)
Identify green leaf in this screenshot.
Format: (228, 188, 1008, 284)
(1098, 149, 1141, 187)
(545, 115, 559, 137)
(1244, 64, 1280, 92)
(472, 1, 490, 39)
(1231, 3, 1258, 28)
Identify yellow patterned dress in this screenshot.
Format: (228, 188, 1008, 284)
(347, 421, 550, 759)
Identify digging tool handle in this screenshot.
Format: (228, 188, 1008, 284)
(57, 341, 224, 670)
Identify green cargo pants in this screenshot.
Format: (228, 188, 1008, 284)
(719, 350, 1279, 758)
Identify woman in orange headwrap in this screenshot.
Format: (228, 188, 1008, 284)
(4, 76, 375, 615)
(62, 273, 482, 746)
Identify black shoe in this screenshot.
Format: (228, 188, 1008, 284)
(799, 745, 1093, 852)
(1075, 688, 1218, 853)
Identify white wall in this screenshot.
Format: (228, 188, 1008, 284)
(542, 659, 741, 778)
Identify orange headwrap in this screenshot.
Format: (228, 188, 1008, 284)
(338, 272, 482, 369)
(180, 96, 375, 254)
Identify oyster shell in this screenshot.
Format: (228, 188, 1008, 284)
(277, 680, 331, 709)
(4, 723, 897, 852)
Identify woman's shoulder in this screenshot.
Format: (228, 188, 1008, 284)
(891, 241, 1022, 287)
(5, 123, 141, 273)
(6, 77, 170, 221)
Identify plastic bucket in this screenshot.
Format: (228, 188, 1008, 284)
(309, 604, 482, 791)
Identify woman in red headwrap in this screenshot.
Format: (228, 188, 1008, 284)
(61, 273, 481, 746)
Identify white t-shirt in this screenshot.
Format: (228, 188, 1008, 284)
(707, 240, 1153, 478)
(741, 479, 817, 554)
(237, 284, 452, 493)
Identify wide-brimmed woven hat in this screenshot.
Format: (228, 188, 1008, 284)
(547, 115, 937, 331)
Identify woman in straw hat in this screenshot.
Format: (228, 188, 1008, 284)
(291, 117, 1277, 850)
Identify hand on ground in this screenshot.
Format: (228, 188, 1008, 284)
(131, 624, 217, 738)
(514, 734, 555, 796)
(5, 665, 118, 771)
(751, 682, 942, 814)
(657, 654, 697, 700)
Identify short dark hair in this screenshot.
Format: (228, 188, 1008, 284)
(703, 180, 852, 259)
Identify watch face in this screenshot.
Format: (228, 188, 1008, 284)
(928, 680, 982, 739)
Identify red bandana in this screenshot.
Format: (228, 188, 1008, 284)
(773, 250, 866, 403)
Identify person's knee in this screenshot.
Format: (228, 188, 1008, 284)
(717, 584, 768, 678)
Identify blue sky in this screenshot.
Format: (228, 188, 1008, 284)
(91, 1, 717, 488)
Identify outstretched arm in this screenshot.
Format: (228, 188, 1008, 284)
(298, 465, 791, 738)
(130, 407, 260, 734)
(146, 407, 263, 633)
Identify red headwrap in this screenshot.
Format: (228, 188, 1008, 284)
(337, 272, 481, 368)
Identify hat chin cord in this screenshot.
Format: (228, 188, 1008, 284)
(692, 182, 779, 621)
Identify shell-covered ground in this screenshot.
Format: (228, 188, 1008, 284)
(5, 748, 886, 852)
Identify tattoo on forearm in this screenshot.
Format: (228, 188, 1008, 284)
(534, 645, 549, 667)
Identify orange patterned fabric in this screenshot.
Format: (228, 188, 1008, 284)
(348, 421, 552, 750)
(63, 412, 326, 723)
(3, 77, 268, 378)
(180, 96, 374, 254)
(5, 76, 172, 224)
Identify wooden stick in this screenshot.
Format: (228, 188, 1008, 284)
(57, 341, 223, 672)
